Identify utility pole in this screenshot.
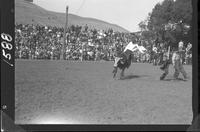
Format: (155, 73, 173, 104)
(81, 42, 83, 61)
(61, 6, 68, 60)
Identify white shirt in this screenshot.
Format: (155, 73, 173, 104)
(153, 47, 157, 53)
(124, 42, 145, 54)
(172, 52, 181, 65)
(179, 41, 184, 48)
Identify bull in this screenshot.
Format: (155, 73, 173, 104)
(113, 42, 146, 79)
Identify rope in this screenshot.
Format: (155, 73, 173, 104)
(76, 0, 86, 15)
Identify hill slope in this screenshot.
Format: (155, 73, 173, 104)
(15, 0, 129, 32)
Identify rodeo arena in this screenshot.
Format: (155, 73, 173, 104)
(15, 0, 193, 124)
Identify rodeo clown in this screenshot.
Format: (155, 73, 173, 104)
(172, 47, 188, 80)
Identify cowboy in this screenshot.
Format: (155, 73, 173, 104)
(160, 48, 171, 80)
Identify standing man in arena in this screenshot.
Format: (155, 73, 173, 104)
(160, 47, 171, 80)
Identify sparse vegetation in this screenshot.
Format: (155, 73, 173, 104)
(15, 0, 129, 32)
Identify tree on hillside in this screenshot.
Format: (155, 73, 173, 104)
(138, 14, 155, 48)
(172, 0, 192, 24)
(171, 0, 192, 44)
(138, 0, 192, 49)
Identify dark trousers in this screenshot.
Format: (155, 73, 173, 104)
(160, 60, 170, 80)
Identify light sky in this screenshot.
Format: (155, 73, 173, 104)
(33, 0, 164, 32)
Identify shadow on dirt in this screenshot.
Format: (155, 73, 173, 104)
(162, 78, 187, 82)
(119, 74, 146, 80)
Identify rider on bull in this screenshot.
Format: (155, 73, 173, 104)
(112, 37, 140, 74)
(112, 37, 124, 74)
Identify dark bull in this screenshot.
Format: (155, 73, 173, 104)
(113, 42, 146, 79)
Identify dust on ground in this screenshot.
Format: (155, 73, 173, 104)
(15, 60, 192, 124)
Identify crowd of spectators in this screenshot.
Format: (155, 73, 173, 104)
(15, 24, 133, 61)
(15, 23, 192, 65)
(15, 24, 62, 60)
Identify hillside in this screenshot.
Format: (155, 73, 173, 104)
(15, 0, 129, 32)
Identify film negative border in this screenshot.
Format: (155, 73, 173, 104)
(0, 0, 199, 131)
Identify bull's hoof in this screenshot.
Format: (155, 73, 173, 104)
(113, 73, 116, 78)
(160, 67, 165, 70)
(112, 71, 116, 78)
(120, 75, 124, 79)
(160, 77, 164, 80)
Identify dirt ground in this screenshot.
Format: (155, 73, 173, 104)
(15, 60, 193, 124)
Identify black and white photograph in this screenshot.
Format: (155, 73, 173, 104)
(13, 0, 194, 125)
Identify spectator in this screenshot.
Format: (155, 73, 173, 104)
(15, 23, 148, 62)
